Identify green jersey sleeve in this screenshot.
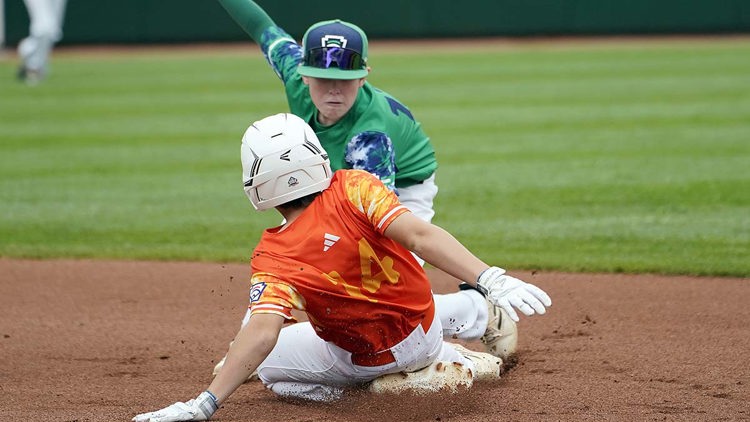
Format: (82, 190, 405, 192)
(217, 0, 275, 42)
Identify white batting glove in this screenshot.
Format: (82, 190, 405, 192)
(133, 391, 218, 422)
(476, 267, 552, 322)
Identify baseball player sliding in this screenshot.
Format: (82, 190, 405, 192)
(133, 113, 551, 421)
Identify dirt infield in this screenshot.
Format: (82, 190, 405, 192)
(1, 258, 748, 421)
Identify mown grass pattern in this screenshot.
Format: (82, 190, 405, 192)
(1, 39, 748, 276)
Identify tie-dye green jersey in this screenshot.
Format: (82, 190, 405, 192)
(259, 26, 437, 190)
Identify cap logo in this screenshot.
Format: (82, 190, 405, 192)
(321, 35, 347, 48)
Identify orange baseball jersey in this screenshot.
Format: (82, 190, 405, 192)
(248, 169, 435, 356)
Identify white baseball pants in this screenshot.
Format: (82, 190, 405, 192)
(18, 0, 67, 73)
(255, 310, 473, 401)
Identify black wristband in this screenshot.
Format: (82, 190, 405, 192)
(459, 282, 487, 297)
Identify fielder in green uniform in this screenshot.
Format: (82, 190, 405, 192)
(218, 0, 437, 221)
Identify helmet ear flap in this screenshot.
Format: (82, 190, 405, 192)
(241, 113, 332, 211)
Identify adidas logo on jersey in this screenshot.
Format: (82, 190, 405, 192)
(323, 233, 340, 251)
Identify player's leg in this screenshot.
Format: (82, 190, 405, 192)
(212, 290, 485, 378)
(254, 321, 351, 401)
(257, 310, 447, 401)
(434, 284, 518, 360)
(53, 0, 68, 30)
(433, 286, 488, 339)
(368, 339, 503, 394)
(18, 0, 65, 83)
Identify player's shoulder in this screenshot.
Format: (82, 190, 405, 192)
(366, 83, 409, 106)
(360, 83, 416, 124)
(337, 170, 390, 202)
(336, 169, 378, 183)
(326, 169, 370, 194)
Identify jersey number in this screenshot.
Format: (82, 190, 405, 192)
(322, 238, 400, 302)
(386, 97, 414, 121)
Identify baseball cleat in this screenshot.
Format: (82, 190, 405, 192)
(368, 360, 473, 395)
(451, 343, 503, 381)
(17, 66, 43, 86)
(481, 302, 518, 362)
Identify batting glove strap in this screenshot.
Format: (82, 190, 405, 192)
(194, 391, 219, 419)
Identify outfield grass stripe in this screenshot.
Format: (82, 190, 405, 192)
(1, 39, 748, 275)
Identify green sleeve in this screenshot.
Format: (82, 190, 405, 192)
(217, 0, 276, 43)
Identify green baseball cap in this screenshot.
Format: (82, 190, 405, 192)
(298, 19, 369, 80)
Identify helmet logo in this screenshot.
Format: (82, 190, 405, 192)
(288, 176, 299, 187)
(321, 35, 347, 48)
(279, 150, 291, 161)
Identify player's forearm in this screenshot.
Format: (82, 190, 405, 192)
(218, 0, 276, 43)
(207, 314, 282, 403)
(411, 224, 489, 286)
(386, 214, 488, 285)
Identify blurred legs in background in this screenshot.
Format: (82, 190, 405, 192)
(17, 0, 67, 85)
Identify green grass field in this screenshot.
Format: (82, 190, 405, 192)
(1, 38, 749, 276)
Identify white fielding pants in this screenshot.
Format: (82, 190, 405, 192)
(239, 289, 488, 400)
(256, 310, 473, 401)
(18, 0, 67, 73)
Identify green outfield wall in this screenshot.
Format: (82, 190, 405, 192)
(3, 0, 750, 45)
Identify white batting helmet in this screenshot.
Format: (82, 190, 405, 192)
(241, 113, 332, 211)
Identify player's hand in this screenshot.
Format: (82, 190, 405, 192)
(133, 391, 218, 422)
(476, 267, 552, 322)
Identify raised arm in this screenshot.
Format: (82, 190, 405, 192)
(218, 0, 276, 43)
